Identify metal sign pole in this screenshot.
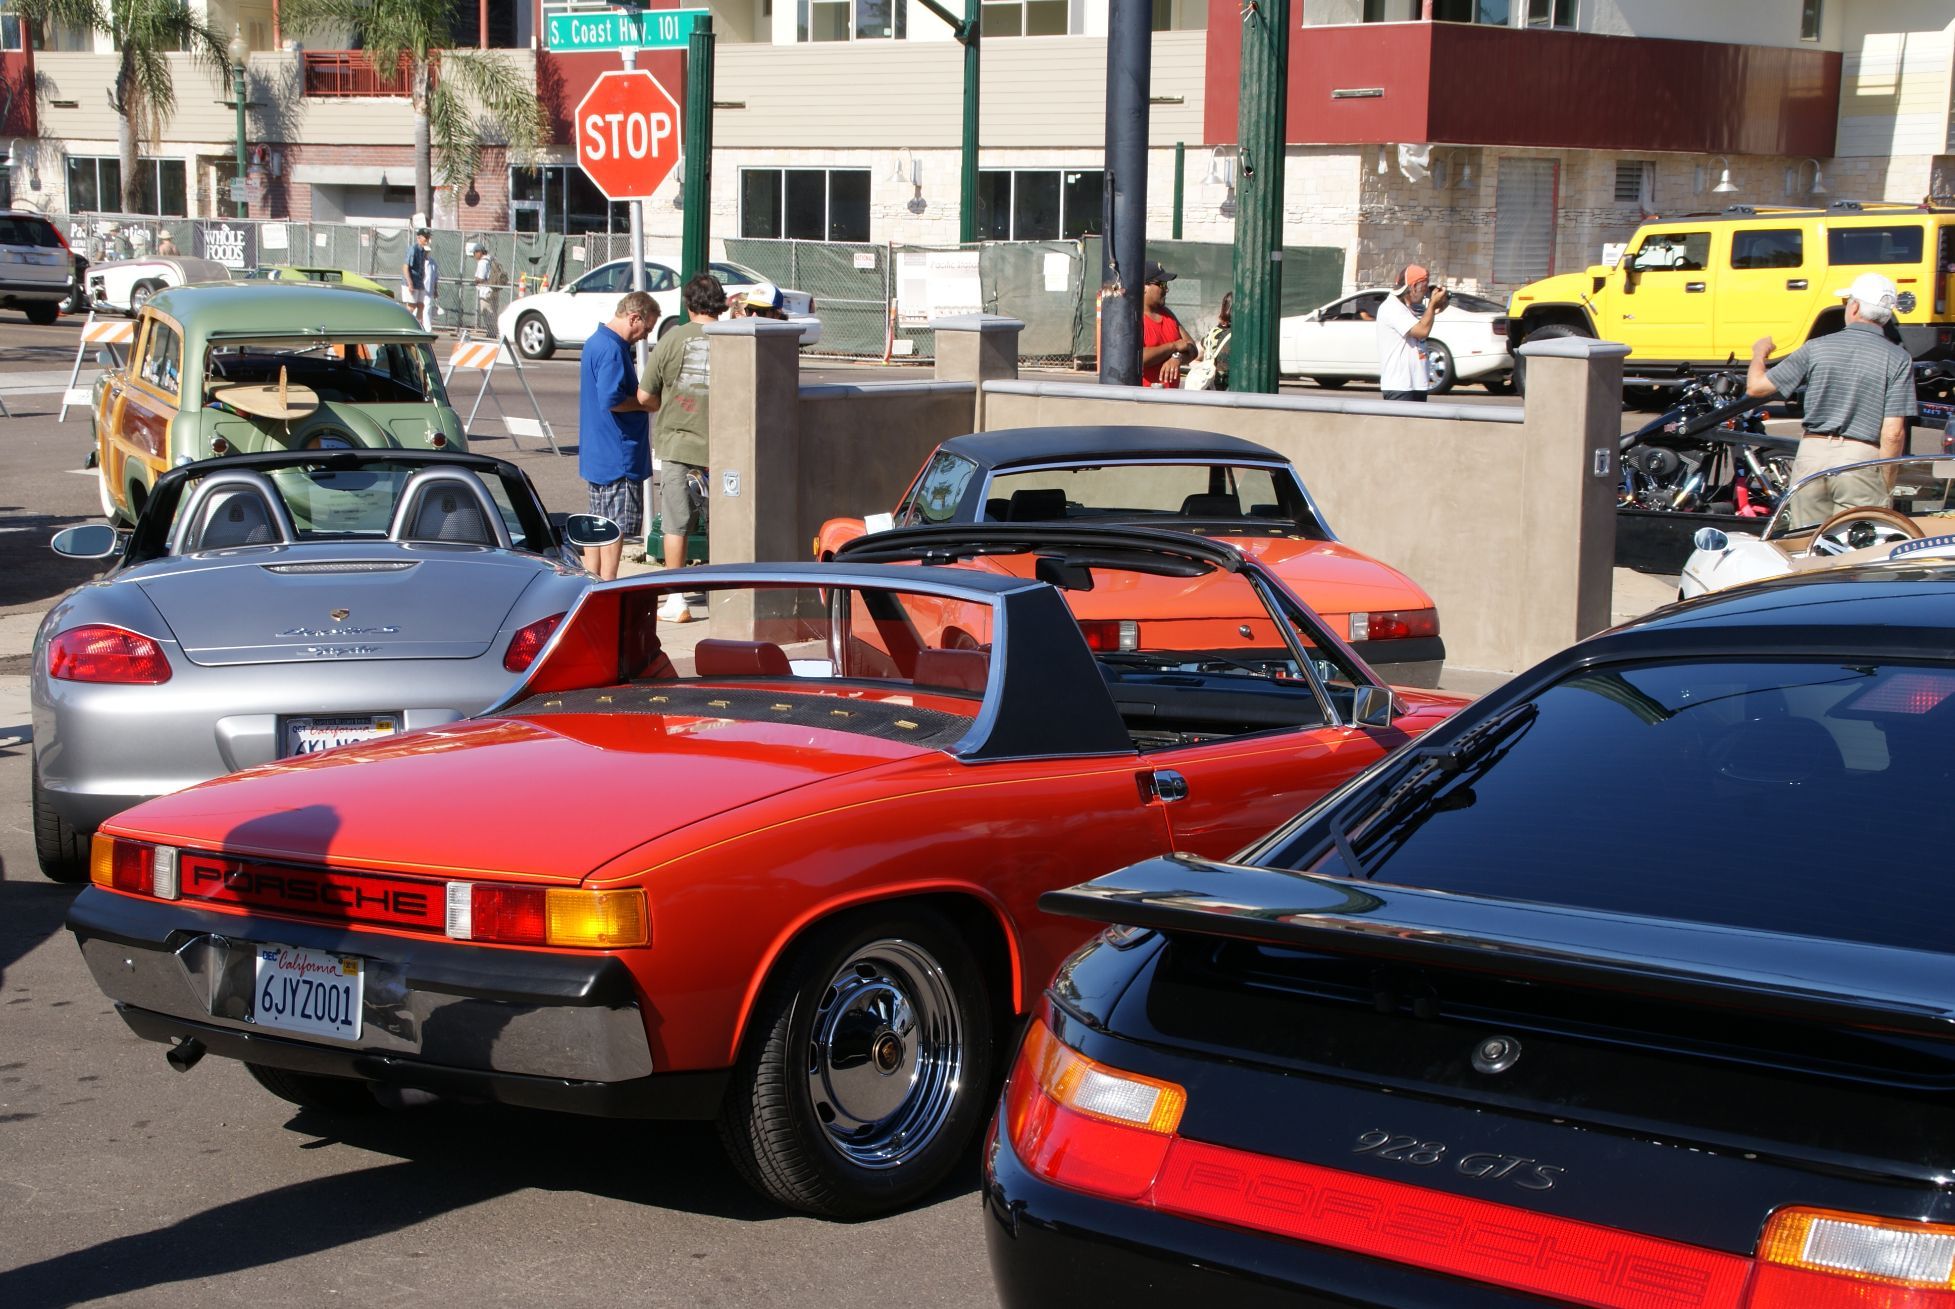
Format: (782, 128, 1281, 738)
(621, 42, 653, 542)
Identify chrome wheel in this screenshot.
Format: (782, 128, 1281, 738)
(516, 314, 552, 359)
(805, 938, 963, 1169)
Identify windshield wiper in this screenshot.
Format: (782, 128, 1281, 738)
(1329, 701, 1538, 877)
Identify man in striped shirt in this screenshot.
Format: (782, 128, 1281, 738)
(1746, 272, 1918, 527)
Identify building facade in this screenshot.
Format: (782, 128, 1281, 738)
(1, 0, 1949, 295)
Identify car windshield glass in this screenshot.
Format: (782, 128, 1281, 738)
(1770, 457, 1955, 538)
(898, 451, 981, 525)
(0, 216, 63, 247)
(1300, 659, 1955, 951)
(203, 337, 447, 406)
(161, 459, 532, 549)
(1445, 292, 1504, 314)
(711, 261, 762, 285)
(981, 463, 1322, 535)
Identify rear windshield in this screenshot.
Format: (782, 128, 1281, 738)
(1306, 659, 1955, 952)
(1829, 225, 1925, 266)
(0, 216, 62, 248)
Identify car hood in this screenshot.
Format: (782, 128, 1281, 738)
(133, 548, 549, 665)
(106, 712, 936, 880)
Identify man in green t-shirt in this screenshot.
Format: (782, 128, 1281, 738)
(644, 272, 726, 622)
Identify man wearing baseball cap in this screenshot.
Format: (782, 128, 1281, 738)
(1376, 263, 1447, 402)
(1139, 260, 1196, 386)
(1747, 271, 1917, 523)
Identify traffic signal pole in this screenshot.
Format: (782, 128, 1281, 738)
(1230, 0, 1289, 394)
(681, 16, 714, 279)
(1099, 0, 1150, 387)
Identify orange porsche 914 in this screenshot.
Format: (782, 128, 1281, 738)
(815, 426, 1448, 687)
(66, 526, 1463, 1217)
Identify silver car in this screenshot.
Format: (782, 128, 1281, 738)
(31, 449, 618, 881)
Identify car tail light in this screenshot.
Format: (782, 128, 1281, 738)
(1076, 619, 1140, 652)
(1003, 1017, 1186, 1200)
(503, 612, 565, 672)
(90, 835, 170, 895)
(445, 882, 647, 948)
(1746, 1208, 1955, 1307)
(1349, 608, 1439, 642)
(49, 625, 172, 684)
(1492, 316, 1510, 337)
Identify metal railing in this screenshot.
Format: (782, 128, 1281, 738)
(301, 51, 423, 98)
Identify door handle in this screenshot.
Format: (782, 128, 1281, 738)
(1685, 282, 1706, 293)
(1146, 769, 1189, 804)
(1786, 279, 1808, 290)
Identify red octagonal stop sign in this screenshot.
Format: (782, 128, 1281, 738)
(574, 70, 683, 202)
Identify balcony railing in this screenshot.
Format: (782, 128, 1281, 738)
(302, 51, 431, 98)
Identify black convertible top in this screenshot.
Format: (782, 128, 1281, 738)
(937, 426, 1284, 469)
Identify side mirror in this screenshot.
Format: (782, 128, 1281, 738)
(562, 513, 622, 549)
(1351, 684, 1394, 728)
(51, 523, 121, 559)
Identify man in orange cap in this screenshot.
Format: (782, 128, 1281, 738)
(1376, 262, 1448, 402)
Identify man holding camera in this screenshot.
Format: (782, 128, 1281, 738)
(1377, 263, 1448, 402)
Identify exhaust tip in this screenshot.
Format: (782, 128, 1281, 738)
(165, 1037, 206, 1073)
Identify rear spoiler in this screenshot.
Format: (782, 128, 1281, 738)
(1041, 854, 1955, 1039)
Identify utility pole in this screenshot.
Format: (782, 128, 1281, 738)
(1230, 0, 1289, 393)
(681, 15, 714, 279)
(914, 0, 980, 243)
(1099, 0, 1150, 386)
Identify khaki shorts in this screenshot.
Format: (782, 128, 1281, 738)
(659, 461, 703, 536)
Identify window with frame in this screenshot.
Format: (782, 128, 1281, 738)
(1614, 160, 1653, 205)
(799, 0, 905, 40)
(975, 168, 1103, 241)
(1800, 0, 1821, 41)
(739, 168, 871, 242)
(1628, 230, 1711, 272)
(67, 156, 186, 216)
(981, 0, 1071, 37)
(137, 320, 182, 395)
(1827, 225, 1925, 266)
(1361, 0, 1418, 17)
(1730, 229, 1804, 271)
(1432, 0, 1513, 23)
(508, 164, 630, 235)
(1, 4, 22, 50)
(1525, 0, 1574, 27)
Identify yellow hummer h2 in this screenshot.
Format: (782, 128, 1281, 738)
(1507, 202, 1955, 389)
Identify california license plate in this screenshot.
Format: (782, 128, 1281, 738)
(253, 944, 363, 1040)
(282, 713, 398, 756)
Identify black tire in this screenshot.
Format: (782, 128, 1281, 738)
(1425, 339, 1457, 395)
(128, 281, 162, 314)
(1512, 322, 1588, 396)
(717, 907, 994, 1218)
(1312, 376, 1348, 389)
(245, 1062, 380, 1114)
(1483, 376, 1514, 395)
(514, 312, 555, 360)
(31, 757, 90, 884)
(23, 300, 59, 325)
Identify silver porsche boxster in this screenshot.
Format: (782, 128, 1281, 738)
(31, 449, 619, 882)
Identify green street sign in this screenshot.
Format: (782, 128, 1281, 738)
(546, 7, 708, 52)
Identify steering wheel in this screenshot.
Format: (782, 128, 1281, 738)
(1808, 506, 1923, 557)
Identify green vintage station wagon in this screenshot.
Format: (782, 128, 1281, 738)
(93, 281, 466, 524)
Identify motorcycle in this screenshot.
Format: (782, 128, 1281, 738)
(1615, 371, 1799, 574)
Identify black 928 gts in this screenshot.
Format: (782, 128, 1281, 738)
(985, 560, 1955, 1309)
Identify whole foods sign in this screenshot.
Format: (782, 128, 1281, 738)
(197, 221, 258, 272)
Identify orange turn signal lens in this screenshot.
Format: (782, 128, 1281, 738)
(91, 835, 154, 894)
(1021, 1017, 1185, 1134)
(1754, 1207, 1955, 1294)
(543, 887, 648, 948)
(446, 882, 648, 948)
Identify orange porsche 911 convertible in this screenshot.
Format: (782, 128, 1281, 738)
(816, 426, 1448, 686)
(66, 526, 1462, 1217)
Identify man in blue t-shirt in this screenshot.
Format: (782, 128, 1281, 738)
(577, 290, 657, 579)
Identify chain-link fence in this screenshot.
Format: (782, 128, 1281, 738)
(47, 212, 564, 337)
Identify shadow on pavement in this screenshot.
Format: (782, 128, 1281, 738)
(0, 505, 107, 610)
(0, 878, 82, 993)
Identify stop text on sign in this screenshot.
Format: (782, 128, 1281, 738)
(582, 108, 674, 163)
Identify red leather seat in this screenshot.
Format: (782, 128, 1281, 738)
(693, 639, 791, 677)
(913, 647, 990, 694)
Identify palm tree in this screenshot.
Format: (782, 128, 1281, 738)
(15, 0, 227, 214)
(280, 0, 541, 225)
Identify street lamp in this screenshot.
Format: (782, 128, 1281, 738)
(228, 25, 248, 218)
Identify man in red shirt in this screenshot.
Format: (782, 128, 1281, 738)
(1139, 261, 1196, 386)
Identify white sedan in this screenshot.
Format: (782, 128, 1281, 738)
(1279, 289, 1513, 394)
(499, 256, 819, 360)
(87, 256, 233, 316)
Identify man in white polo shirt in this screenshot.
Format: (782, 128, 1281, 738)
(1376, 263, 1448, 402)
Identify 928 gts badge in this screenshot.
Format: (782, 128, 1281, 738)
(1353, 1129, 1565, 1191)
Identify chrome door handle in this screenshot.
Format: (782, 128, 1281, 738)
(1787, 279, 1808, 290)
(1148, 769, 1189, 803)
(1685, 282, 1706, 292)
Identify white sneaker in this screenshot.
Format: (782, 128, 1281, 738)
(658, 594, 691, 623)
